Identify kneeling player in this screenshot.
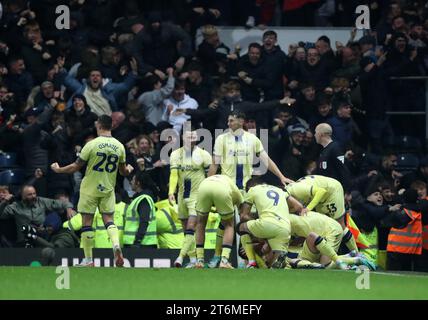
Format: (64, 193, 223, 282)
(288, 212, 359, 269)
(195, 175, 244, 268)
(238, 177, 291, 269)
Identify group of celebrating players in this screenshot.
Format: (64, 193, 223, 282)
(51, 111, 374, 270)
(169, 111, 373, 270)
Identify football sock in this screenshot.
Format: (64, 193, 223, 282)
(221, 245, 232, 261)
(315, 237, 338, 262)
(343, 227, 358, 252)
(241, 234, 256, 263)
(106, 223, 120, 248)
(179, 230, 195, 258)
(81, 227, 94, 260)
(215, 225, 225, 256)
(255, 254, 267, 268)
(196, 244, 204, 262)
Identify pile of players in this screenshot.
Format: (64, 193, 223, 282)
(170, 113, 373, 270)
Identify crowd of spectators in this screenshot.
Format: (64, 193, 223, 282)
(0, 0, 427, 271)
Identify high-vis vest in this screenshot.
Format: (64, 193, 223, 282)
(387, 208, 422, 255)
(346, 213, 378, 265)
(94, 201, 127, 248)
(155, 198, 183, 249)
(62, 202, 127, 248)
(123, 194, 157, 246)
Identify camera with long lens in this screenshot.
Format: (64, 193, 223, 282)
(21, 225, 38, 248)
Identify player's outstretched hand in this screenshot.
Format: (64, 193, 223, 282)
(50, 162, 60, 173)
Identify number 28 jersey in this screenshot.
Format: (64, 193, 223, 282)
(244, 184, 290, 220)
(79, 136, 126, 197)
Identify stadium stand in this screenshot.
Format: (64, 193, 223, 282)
(0, 0, 427, 273)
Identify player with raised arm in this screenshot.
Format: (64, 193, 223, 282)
(207, 110, 294, 267)
(51, 115, 133, 267)
(169, 128, 212, 268)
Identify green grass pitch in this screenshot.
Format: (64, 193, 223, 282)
(1, 267, 427, 300)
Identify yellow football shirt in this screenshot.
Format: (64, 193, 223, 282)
(289, 211, 341, 238)
(170, 146, 212, 198)
(244, 184, 290, 220)
(79, 136, 126, 197)
(213, 130, 264, 190)
(286, 175, 345, 218)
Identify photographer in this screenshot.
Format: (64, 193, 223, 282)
(22, 212, 77, 249)
(0, 184, 75, 246)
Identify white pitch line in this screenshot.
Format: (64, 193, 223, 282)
(371, 271, 428, 278)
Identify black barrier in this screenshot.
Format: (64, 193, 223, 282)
(0, 248, 237, 267)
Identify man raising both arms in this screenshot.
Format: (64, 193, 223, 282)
(51, 115, 133, 267)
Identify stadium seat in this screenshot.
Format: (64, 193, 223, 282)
(0, 152, 17, 169)
(0, 169, 25, 186)
(394, 136, 422, 153)
(395, 154, 419, 172)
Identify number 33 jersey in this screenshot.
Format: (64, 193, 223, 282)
(244, 184, 290, 220)
(79, 136, 126, 196)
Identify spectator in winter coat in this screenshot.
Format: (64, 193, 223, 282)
(59, 58, 138, 116)
(132, 11, 192, 74)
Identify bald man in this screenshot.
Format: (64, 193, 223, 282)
(314, 123, 351, 192)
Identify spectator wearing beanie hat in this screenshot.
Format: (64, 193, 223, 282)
(64, 94, 98, 146)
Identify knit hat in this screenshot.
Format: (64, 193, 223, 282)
(364, 183, 380, 198)
(43, 213, 62, 233)
(288, 123, 306, 135)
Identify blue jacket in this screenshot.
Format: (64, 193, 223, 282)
(328, 115, 353, 149)
(60, 70, 137, 111)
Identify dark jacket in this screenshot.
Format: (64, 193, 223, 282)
(4, 72, 34, 105)
(132, 22, 192, 73)
(186, 96, 282, 130)
(359, 64, 390, 118)
(64, 106, 98, 146)
(21, 40, 53, 85)
(197, 40, 233, 76)
(22, 106, 55, 177)
(40, 128, 75, 196)
(328, 116, 353, 149)
(291, 60, 331, 90)
(236, 54, 272, 103)
(263, 46, 287, 100)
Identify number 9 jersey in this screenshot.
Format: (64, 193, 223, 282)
(79, 136, 126, 197)
(244, 184, 290, 220)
